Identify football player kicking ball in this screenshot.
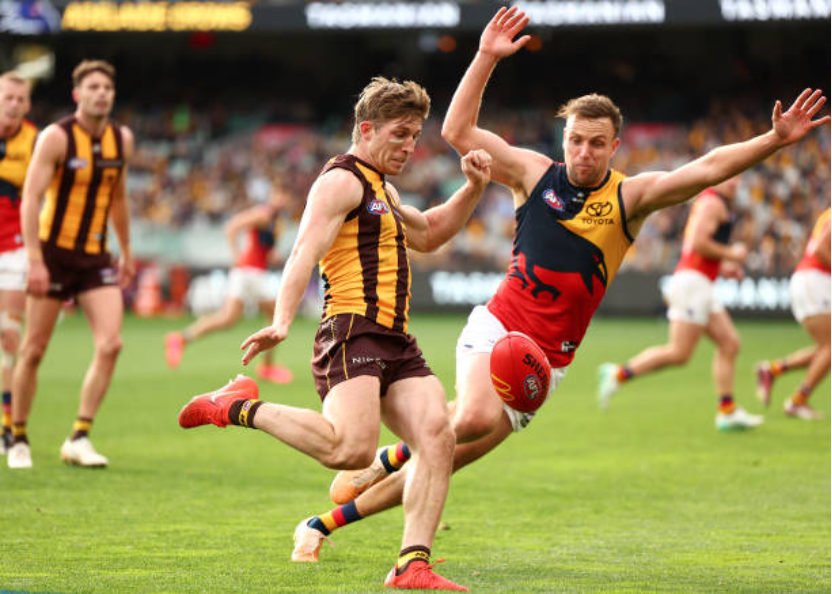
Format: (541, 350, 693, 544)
(756, 207, 830, 420)
(179, 77, 493, 591)
(289, 6, 831, 563)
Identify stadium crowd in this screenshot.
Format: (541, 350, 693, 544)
(25, 96, 830, 276)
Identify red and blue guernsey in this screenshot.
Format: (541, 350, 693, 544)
(675, 189, 733, 281)
(488, 163, 632, 368)
(0, 119, 37, 254)
(237, 206, 280, 270)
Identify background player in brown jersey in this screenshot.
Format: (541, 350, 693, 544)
(7, 60, 135, 470)
(305, 6, 829, 559)
(0, 71, 36, 454)
(178, 77, 492, 590)
(598, 176, 765, 430)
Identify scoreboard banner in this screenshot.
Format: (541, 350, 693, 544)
(4, 0, 828, 34)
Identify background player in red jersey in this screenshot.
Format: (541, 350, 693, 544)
(165, 182, 294, 383)
(0, 71, 36, 453)
(756, 208, 830, 420)
(305, 6, 829, 557)
(597, 176, 764, 430)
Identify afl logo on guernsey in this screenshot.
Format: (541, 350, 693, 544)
(67, 157, 89, 170)
(543, 189, 564, 211)
(367, 199, 390, 215)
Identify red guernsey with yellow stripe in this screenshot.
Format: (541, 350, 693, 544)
(0, 119, 37, 253)
(318, 154, 411, 333)
(38, 115, 124, 257)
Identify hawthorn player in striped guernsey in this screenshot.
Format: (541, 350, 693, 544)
(0, 71, 36, 456)
(315, 5, 830, 561)
(178, 76, 492, 591)
(7, 60, 135, 470)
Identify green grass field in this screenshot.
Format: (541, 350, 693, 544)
(1, 312, 829, 593)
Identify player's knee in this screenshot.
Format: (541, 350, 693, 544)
(19, 341, 48, 367)
(322, 444, 376, 471)
(453, 406, 501, 442)
(667, 346, 693, 366)
(96, 336, 123, 359)
(721, 335, 741, 358)
(416, 413, 455, 459)
(0, 328, 20, 355)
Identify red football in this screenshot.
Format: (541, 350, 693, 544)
(490, 331, 551, 413)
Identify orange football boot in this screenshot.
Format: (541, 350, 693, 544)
(384, 559, 469, 591)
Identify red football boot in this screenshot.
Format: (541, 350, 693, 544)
(178, 375, 259, 429)
(384, 559, 469, 591)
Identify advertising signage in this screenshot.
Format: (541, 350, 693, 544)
(4, 0, 825, 34)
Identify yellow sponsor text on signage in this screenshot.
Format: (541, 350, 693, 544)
(61, 1, 253, 32)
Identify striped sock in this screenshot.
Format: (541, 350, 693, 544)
(770, 360, 788, 377)
(12, 422, 27, 444)
(308, 501, 363, 536)
(790, 385, 811, 407)
(616, 365, 634, 382)
(396, 545, 431, 575)
(719, 395, 736, 414)
(2, 391, 11, 431)
(378, 442, 411, 474)
(71, 417, 93, 440)
(227, 399, 264, 428)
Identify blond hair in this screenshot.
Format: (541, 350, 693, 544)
(352, 76, 430, 143)
(557, 94, 623, 137)
(72, 60, 116, 87)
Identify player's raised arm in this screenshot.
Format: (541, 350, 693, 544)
(240, 169, 361, 364)
(441, 7, 549, 195)
(401, 149, 492, 253)
(624, 89, 830, 223)
(19, 124, 66, 296)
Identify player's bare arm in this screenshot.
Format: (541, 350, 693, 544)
(812, 220, 831, 268)
(442, 6, 549, 200)
(19, 124, 67, 296)
(224, 203, 273, 263)
(689, 198, 746, 263)
(240, 169, 362, 364)
(623, 88, 830, 227)
(401, 149, 492, 252)
(110, 126, 135, 288)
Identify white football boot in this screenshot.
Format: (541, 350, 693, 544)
(715, 406, 764, 431)
(60, 437, 108, 467)
(291, 517, 333, 563)
(597, 362, 621, 410)
(7, 441, 32, 469)
(784, 400, 825, 421)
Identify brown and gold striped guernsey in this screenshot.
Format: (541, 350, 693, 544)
(38, 115, 124, 257)
(318, 154, 411, 332)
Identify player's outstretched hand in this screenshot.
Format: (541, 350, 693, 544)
(241, 325, 286, 365)
(460, 149, 492, 188)
(772, 88, 831, 146)
(479, 6, 531, 59)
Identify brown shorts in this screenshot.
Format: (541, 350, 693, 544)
(311, 313, 434, 400)
(42, 244, 118, 301)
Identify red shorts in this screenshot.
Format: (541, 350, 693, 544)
(42, 244, 118, 300)
(311, 313, 433, 400)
